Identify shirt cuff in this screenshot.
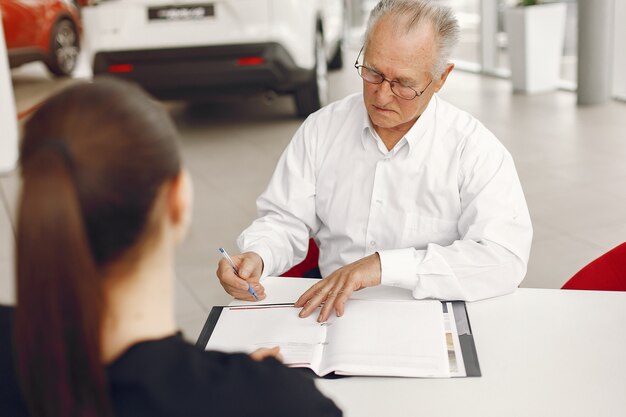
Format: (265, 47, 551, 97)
(378, 248, 425, 290)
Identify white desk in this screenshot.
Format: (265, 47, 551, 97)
(247, 278, 626, 417)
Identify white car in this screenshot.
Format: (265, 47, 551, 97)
(82, 0, 345, 116)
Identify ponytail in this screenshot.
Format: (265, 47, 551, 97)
(14, 79, 181, 417)
(15, 146, 112, 417)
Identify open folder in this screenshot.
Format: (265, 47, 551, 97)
(197, 289, 480, 378)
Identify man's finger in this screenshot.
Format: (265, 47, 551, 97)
(238, 254, 261, 280)
(294, 281, 325, 307)
(298, 290, 326, 318)
(334, 287, 351, 317)
(223, 281, 255, 300)
(297, 298, 318, 318)
(317, 300, 334, 322)
(238, 262, 253, 279)
(231, 276, 253, 291)
(317, 284, 343, 322)
(217, 260, 246, 288)
(249, 283, 266, 300)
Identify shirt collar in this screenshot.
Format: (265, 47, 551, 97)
(403, 94, 437, 154)
(360, 103, 372, 151)
(360, 94, 439, 155)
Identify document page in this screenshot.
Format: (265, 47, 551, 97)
(444, 302, 466, 377)
(319, 299, 450, 377)
(205, 305, 326, 368)
(229, 277, 320, 306)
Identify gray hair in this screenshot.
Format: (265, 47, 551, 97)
(364, 0, 460, 76)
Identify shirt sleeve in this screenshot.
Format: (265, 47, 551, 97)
(379, 129, 533, 301)
(237, 117, 321, 279)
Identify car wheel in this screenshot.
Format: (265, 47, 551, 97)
(328, 42, 343, 70)
(294, 30, 329, 118)
(45, 19, 80, 77)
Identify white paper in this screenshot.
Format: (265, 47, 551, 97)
(205, 305, 326, 367)
(320, 299, 450, 377)
(228, 276, 416, 306)
(229, 277, 320, 306)
(445, 302, 467, 377)
(206, 298, 450, 377)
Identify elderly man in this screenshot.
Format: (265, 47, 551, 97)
(217, 0, 532, 321)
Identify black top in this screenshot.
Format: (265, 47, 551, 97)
(0, 306, 341, 417)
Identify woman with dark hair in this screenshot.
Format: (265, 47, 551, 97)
(0, 79, 341, 417)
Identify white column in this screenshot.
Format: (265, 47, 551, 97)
(0, 17, 19, 173)
(577, 0, 614, 105)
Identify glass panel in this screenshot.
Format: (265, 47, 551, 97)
(497, 0, 578, 84)
(561, 0, 578, 84)
(496, 0, 512, 72)
(346, 0, 371, 32)
(441, 0, 482, 67)
(346, 0, 483, 67)
(613, 0, 626, 99)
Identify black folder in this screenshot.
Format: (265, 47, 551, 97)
(196, 300, 481, 378)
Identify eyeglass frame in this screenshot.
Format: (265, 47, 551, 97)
(354, 46, 433, 100)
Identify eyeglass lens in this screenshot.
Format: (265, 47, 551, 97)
(357, 66, 419, 100)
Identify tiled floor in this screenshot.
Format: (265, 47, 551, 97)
(2, 44, 625, 342)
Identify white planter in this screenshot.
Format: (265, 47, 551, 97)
(505, 2, 567, 94)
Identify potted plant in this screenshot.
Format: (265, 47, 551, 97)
(504, 0, 567, 93)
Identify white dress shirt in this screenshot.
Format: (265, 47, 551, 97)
(238, 93, 533, 301)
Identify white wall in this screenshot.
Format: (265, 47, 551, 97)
(0, 17, 18, 173)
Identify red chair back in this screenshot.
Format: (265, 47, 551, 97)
(281, 239, 320, 278)
(562, 242, 626, 291)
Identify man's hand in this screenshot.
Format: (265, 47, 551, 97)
(294, 253, 382, 322)
(216, 251, 266, 301)
(249, 346, 283, 362)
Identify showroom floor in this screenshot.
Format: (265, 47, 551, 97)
(2, 43, 626, 341)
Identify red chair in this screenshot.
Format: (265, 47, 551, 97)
(281, 239, 321, 278)
(561, 242, 626, 291)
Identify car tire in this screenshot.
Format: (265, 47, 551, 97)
(328, 42, 343, 70)
(294, 30, 329, 118)
(45, 19, 80, 77)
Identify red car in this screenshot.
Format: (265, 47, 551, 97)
(1, 0, 82, 76)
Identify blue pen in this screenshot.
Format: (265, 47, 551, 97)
(218, 247, 259, 300)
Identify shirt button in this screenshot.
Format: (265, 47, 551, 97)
(376, 199, 382, 204)
(370, 240, 376, 246)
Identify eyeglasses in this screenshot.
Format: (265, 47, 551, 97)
(354, 46, 432, 100)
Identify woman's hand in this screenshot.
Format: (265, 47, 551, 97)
(249, 346, 283, 362)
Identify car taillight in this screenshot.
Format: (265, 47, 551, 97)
(108, 64, 133, 73)
(237, 57, 264, 66)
